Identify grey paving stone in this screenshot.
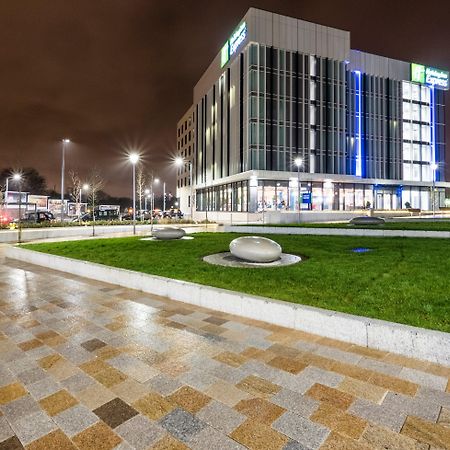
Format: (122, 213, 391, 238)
(196, 400, 246, 434)
(116, 415, 165, 449)
(7, 356, 38, 375)
(293, 341, 319, 353)
(0, 416, 14, 443)
(10, 410, 57, 445)
(53, 404, 99, 437)
(357, 357, 402, 376)
(108, 354, 156, 382)
(159, 408, 206, 443)
(10, 331, 36, 344)
(145, 374, 183, 396)
(349, 398, 407, 432)
(0, 366, 15, 387)
(313, 345, 362, 365)
(240, 360, 283, 381)
(398, 367, 448, 391)
(283, 441, 314, 450)
(415, 386, 450, 409)
(178, 368, 219, 391)
(273, 411, 329, 450)
(27, 377, 61, 400)
(271, 388, 319, 418)
(55, 342, 93, 365)
(188, 425, 245, 449)
(0, 395, 41, 422)
(381, 391, 441, 422)
(25, 345, 54, 361)
(62, 372, 96, 394)
(206, 363, 247, 384)
(293, 366, 344, 391)
(17, 367, 48, 386)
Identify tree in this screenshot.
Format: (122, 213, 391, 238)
(69, 170, 82, 221)
(0, 167, 47, 194)
(136, 165, 147, 218)
(87, 169, 105, 236)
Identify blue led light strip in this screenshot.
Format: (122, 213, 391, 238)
(430, 85, 437, 178)
(354, 71, 363, 177)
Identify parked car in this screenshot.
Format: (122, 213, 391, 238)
(20, 211, 55, 224)
(163, 208, 184, 219)
(74, 207, 120, 222)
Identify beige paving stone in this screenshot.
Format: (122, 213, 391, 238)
(150, 434, 189, 449)
(213, 351, 247, 368)
(79, 359, 110, 376)
(132, 392, 175, 420)
(306, 383, 355, 411)
(39, 389, 79, 416)
(236, 375, 281, 399)
(92, 367, 127, 388)
(205, 381, 251, 407)
(401, 415, 450, 449)
(230, 418, 289, 450)
(46, 360, 79, 381)
(240, 347, 276, 363)
(310, 402, 367, 440)
(72, 421, 122, 450)
(320, 432, 374, 449)
(38, 354, 64, 370)
(0, 382, 27, 405)
(166, 386, 211, 414)
(234, 397, 286, 425)
(75, 384, 116, 410)
(361, 423, 429, 449)
(369, 372, 418, 396)
(268, 355, 307, 374)
(438, 408, 450, 428)
(110, 378, 151, 404)
(338, 377, 388, 404)
(18, 339, 43, 351)
(25, 429, 77, 450)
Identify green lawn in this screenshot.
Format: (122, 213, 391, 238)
(249, 220, 450, 232)
(24, 233, 450, 333)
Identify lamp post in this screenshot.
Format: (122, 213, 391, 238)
(175, 157, 193, 220)
(144, 189, 150, 216)
(129, 153, 139, 235)
(13, 174, 22, 243)
(5, 177, 9, 208)
(294, 157, 303, 223)
(431, 163, 438, 218)
(60, 139, 70, 223)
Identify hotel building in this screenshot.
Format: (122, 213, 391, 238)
(176, 8, 448, 218)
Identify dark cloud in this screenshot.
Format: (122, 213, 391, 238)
(0, 0, 449, 195)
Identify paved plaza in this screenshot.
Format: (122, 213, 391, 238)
(0, 259, 449, 450)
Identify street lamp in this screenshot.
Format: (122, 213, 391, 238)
(175, 157, 193, 220)
(294, 157, 303, 223)
(129, 153, 139, 234)
(431, 163, 438, 218)
(12, 173, 22, 243)
(60, 139, 70, 223)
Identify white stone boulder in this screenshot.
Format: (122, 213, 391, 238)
(229, 236, 282, 263)
(152, 227, 186, 240)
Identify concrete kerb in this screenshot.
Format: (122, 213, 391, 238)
(4, 245, 450, 366)
(223, 225, 450, 239)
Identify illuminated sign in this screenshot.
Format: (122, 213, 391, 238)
(220, 42, 229, 67)
(411, 63, 449, 90)
(219, 21, 247, 68)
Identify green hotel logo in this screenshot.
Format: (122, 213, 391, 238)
(220, 41, 229, 68)
(411, 63, 449, 90)
(411, 63, 426, 84)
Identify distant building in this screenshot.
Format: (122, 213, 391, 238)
(177, 7, 448, 220)
(176, 105, 195, 215)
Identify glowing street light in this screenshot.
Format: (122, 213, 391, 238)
(129, 153, 139, 234)
(12, 173, 23, 243)
(175, 157, 193, 219)
(61, 138, 71, 223)
(294, 156, 303, 223)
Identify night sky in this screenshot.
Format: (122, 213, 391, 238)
(1, 0, 449, 197)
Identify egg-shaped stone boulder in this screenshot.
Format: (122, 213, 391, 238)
(229, 236, 282, 263)
(152, 227, 186, 240)
(349, 216, 385, 225)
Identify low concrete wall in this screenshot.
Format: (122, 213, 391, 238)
(223, 225, 450, 239)
(5, 246, 449, 366)
(0, 224, 215, 244)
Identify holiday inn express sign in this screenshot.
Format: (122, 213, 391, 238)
(221, 22, 247, 67)
(411, 63, 449, 90)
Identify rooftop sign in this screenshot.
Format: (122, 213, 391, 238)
(411, 63, 449, 90)
(220, 22, 247, 68)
